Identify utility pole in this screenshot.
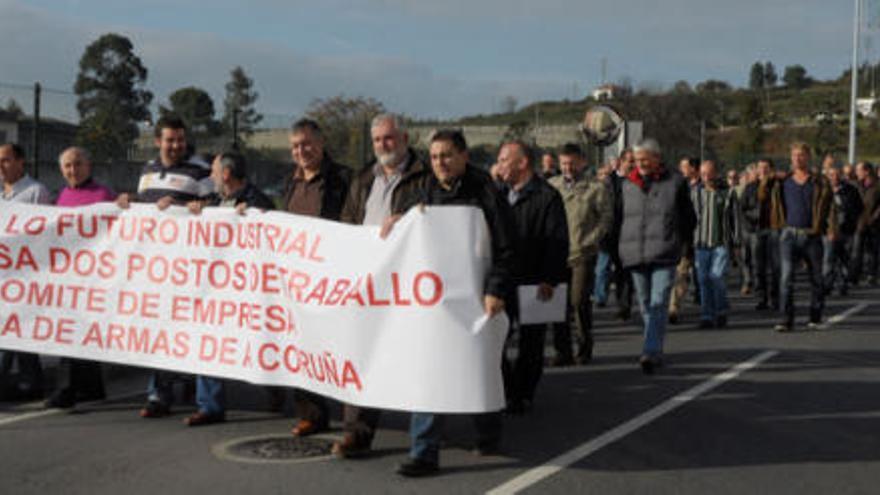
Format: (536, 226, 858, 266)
(32, 82, 41, 179)
(848, 0, 861, 164)
(700, 120, 706, 163)
(232, 107, 240, 150)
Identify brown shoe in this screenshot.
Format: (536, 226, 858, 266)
(331, 434, 371, 459)
(183, 411, 225, 427)
(291, 419, 325, 437)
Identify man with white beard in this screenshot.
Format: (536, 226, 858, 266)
(334, 113, 426, 458)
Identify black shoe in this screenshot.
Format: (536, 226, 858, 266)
(575, 348, 593, 365)
(5, 383, 43, 402)
(596, 300, 607, 308)
(639, 355, 658, 375)
(715, 315, 728, 328)
(505, 398, 532, 416)
(668, 312, 680, 325)
(548, 355, 574, 367)
(75, 389, 106, 403)
(698, 319, 714, 329)
(472, 442, 502, 457)
(755, 301, 769, 311)
(45, 388, 75, 409)
(396, 458, 439, 477)
(839, 287, 849, 297)
(809, 309, 823, 328)
(616, 308, 631, 321)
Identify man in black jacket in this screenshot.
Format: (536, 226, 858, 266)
(385, 129, 515, 477)
(606, 148, 635, 320)
(496, 139, 569, 413)
(824, 166, 862, 295)
(740, 158, 781, 310)
(281, 119, 352, 438)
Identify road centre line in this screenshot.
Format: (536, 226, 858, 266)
(486, 350, 779, 495)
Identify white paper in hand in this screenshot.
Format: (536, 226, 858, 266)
(517, 284, 568, 325)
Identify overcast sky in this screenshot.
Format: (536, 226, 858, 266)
(0, 0, 873, 123)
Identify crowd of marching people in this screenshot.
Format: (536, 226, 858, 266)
(1, 111, 878, 476)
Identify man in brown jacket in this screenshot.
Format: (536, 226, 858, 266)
(282, 118, 352, 437)
(770, 142, 837, 332)
(333, 113, 425, 458)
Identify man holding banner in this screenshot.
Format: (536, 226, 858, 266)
(45, 147, 116, 409)
(0, 142, 51, 400)
(281, 118, 352, 438)
(116, 116, 214, 419)
(385, 129, 515, 477)
(333, 113, 425, 458)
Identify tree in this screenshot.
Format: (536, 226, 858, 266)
(783, 65, 811, 90)
(695, 79, 733, 94)
(764, 62, 778, 88)
(74, 33, 153, 161)
(749, 62, 765, 90)
(222, 66, 263, 141)
(732, 95, 765, 156)
(160, 86, 219, 136)
(499, 95, 518, 114)
(3, 98, 24, 118)
(671, 80, 693, 94)
(304, 95, 385, 167)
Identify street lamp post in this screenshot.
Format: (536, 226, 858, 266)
(848, 0, 861, 164)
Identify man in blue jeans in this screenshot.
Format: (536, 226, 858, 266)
(618, 139, 696, 374)
(692, 160, 736, 329)
(769, 142, 837, 332)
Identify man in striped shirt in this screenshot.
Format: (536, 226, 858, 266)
(692, 160, 737, 329)
(117, 116, 216, 421)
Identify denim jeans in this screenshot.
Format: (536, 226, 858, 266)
(751, 230, 780, 306)
(823, 235, 851, 293)
(694, 246, 730, 322)
(850, 230, 879, 283)
(630, 265, 676, 357)
(195, 376, 225, 416)
(409, 413, 443, 463)
(593, 250, 611, 305)
(408, 411, 502, 464)
(146, 371, 175, 405)
(779, 228, 824, 324)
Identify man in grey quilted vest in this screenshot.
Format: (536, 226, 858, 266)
(618, 139, 696, 374)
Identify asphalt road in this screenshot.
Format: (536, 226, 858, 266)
(2, 277, 879, 495)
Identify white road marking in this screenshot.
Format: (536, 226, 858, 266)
(0, 391, 143, 427)
(822, 302, 870, 328)
(486, 350, 779, 495)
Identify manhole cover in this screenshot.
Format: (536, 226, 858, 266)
(213, 434, 339, 464)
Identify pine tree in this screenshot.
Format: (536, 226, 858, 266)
(222, 66, 263, 141)
(74, 33, 152, 161)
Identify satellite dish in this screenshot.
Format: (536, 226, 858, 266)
(581, 104, 625, 147)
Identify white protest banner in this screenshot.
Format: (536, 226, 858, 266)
(0, 203, 508, 413)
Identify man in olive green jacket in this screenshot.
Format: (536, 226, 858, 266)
(548, 143, 613, 364)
